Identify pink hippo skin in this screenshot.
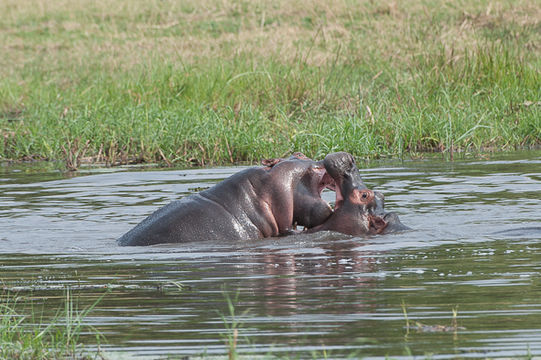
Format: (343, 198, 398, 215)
(118, 153, 335, 246)
(308, 152, 409, 235)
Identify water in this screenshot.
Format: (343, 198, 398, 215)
(1, 151, 540, 359)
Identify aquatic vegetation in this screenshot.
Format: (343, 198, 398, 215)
(401, 301, 465, 335)
(219, 289, 250, 360)
(0, 290, 107, 360)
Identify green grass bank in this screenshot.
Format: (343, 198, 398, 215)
(1, 0, 540, 167)
(0, 290, 105, 360)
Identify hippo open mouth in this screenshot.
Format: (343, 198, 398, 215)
(314, 156, 383, 223)
(262, 151, 408, 235)
(308, 152, 409, 235)
(316, 169, 339, 204)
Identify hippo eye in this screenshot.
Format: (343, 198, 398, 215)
(361, 192, 368, 199)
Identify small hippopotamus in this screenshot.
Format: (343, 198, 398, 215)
(308, 152, 409, 235)
(117, 153, 335, 246)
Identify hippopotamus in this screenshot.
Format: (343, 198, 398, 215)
(308, 152, 409, 235)
(117, 153, 335, 246)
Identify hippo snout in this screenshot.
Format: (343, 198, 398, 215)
(323, 152, 356, 180)
(382, 212, 411, 233)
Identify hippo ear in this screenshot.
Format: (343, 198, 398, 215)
(290, 152, 310, 161)
(261, 158, 282, 167)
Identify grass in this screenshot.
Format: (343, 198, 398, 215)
(401, 301, 463, 334)
(0, 0, 540, 167)
(0, 289, 106, 360)
(0, 287, 534, 359)
(219, 288, 250, 360)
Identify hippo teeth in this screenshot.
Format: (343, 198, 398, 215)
(317, 171, 338, 212)
(318, 172, 335, 194)
(333, 181, 344, 211)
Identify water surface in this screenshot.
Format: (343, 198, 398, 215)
(1, 151, 540, 358)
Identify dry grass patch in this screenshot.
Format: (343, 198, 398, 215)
(1, 0, 540, 73)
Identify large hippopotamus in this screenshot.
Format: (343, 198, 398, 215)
(309, 152, 409, 235)
(118, 152, 408, 246)
(117, 153, 335, 246)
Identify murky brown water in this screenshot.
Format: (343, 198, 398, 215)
(1, 151, 540, 358)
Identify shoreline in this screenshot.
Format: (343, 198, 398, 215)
(1, 146, 540, 172)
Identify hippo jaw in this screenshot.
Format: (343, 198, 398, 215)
(292, 161, 337, 228)
(314, 152, 408, 235)
(261, 153, 338, 229)
(263, 151, 408, 234)
(322, 152, 366, 211)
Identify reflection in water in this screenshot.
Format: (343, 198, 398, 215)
(0, 151, 540, 358)
(254, 239, 379, 318)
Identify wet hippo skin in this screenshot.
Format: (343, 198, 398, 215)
(308, 152, 410, 235)
(117, 153, 334, 246)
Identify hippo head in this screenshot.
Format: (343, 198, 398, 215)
(261, 152, 335, 229)
(308, 152, 409, 235)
